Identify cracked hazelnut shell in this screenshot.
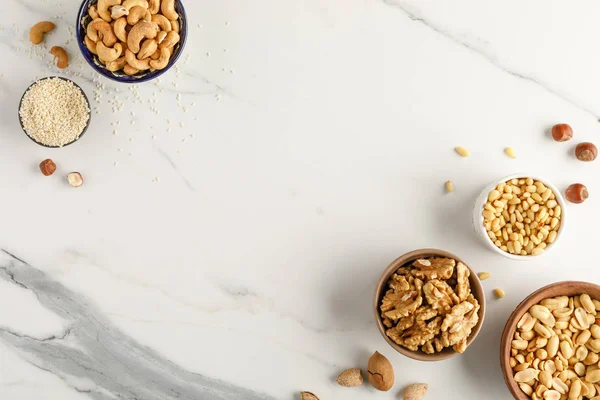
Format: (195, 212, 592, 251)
(576, 142, 597, 162)
(551, 124, 573, 142)
(566, 183, 588, 204)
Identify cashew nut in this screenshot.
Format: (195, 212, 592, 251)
(106, 56, 127, 72)
(159, 30, 179, 49)
(29, 21, 55, 45)
(127, 21, 159, 53)
(128, 6, 152, 25)
(125, 49, 151, 70)
(84, 35, 98, 55)
(98, 0, 122, 22)
(150, 48, 161, 60)
(156, 31, 167, 44)
(148, 0, 160, 14)
(87, 19, 118, 47)
(88, 5, 100, 19)
(50, 46, 69, 69)
(151, 14, 171, 32)
(161, 0, 178, 21)
(97, 42, 123, 62)
(138, 39, 158, 59)
(111, 5, 129, 19)
(123, 63, 140, 76)
(149, 47, 171, 70)
(114, 17, 128, 42)
(122, 0, 149, 10)
(170, 18, 180, 34)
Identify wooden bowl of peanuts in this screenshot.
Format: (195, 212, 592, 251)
(373, 249, 486, 361)
(500, 281, 600, 400)
(472, 175, 567, 260)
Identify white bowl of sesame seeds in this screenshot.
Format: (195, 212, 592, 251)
(18, 77, 91, 148)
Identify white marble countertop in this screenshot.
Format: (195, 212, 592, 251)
(2, 1, 600, 399)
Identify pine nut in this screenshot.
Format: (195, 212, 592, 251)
(555, 205, 562, 218)
(505, 147, 516, 158)
(488, 190, 501, 202)
(445, 181, 454, 192)
(507, 241, 515, 254)
(547, 199, 558, 208)
(492, 218, 501, 232)
(532, 193, 543, 203)
(478, 272, 492, 280)
(455, 147, 469, 157)
(514, 241, 522, 253)
(547, 231, 557, 243)
(483, 210, 495, 220)
(532, 247, 544, 256)
(495, 288, 506, 299)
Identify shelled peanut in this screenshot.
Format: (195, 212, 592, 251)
(511, 294, 600, 400)
(483, 178, 562, 256)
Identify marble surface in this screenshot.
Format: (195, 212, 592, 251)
(2, 0, 600, 399)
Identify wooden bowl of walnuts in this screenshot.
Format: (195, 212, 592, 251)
(500, 281, 600, 400)
(373, 249, 486, 361)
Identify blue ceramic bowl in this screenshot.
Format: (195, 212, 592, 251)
(76, 0, 187, 83)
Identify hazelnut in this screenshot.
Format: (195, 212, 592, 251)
(576, 142, 597, 162)
(67, 172, 84, 187)
(551, 124, 573, 142)
(39, 159, 56, 176)
(566, 183, 588, 204)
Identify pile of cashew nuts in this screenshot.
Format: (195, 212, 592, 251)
(84, 0, 181, 76)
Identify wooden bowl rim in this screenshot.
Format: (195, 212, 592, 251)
(373, 248, 486, 362)
(500, 281, 600, 399)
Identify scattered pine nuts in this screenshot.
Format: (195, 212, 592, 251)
(478, 272, 492, 281)
(455, 147, 469, 157)
(494, 288, 505, 299)
(445, 181, 454, 193)
(505, 147, 516, 158)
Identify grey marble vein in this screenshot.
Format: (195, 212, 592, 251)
(0, 249, 275, 400)
(155, 147, 196, 191)
(382, 0, 600, 120)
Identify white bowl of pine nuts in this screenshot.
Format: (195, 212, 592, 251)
(472, 175, 567, 260)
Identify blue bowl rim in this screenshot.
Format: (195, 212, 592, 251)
(75, 0, 188, 84)
(18, 76, 92, 148)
